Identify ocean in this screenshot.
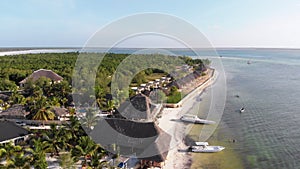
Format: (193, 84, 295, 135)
(218, 49, 300, 169)
(1, 48, 299, 168)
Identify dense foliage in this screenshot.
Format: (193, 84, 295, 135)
(0, 117, 114, 169)
(0, 52, 207, 118)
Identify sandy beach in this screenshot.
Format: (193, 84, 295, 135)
(157, 70, 217, 168)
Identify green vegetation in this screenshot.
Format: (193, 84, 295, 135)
(0, 117, 113, 169)
(144, 73, 167, 82)
(0, 53, 206, 112)
(167, 86, 182, 103)
(0, 52, 209, 168)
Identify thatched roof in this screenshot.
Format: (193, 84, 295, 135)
(0, 120, 31, 143)
(19, 69, 63, 84)
(171, 70, 203, 89)
(90, 118, 171, 162)
(0, 104, 29, 119)
(52, 107, 69, 117)
(0, 94, 9, 102)
(117, 94, 155, 121)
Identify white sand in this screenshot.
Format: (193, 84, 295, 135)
(157, 71, 216, 169)
(157, 107, 192, 169)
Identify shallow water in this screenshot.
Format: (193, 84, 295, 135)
(219, 49, 300, 169)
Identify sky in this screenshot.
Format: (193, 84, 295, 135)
(1, 0, 300, 48)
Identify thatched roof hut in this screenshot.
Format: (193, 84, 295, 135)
(0, 104, 29, 119)
(117, 93, 156, 121)
(171, 70, 204, 89)
(90, 118, 171, 164)
(52, 107, 70, 121)
(19, 69, 63, 85)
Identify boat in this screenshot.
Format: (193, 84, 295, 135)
(190, 142, 225, 153)
(247, 60, 251, 64)
(180, 114, 215, 124)
(240, 107, 245, 113)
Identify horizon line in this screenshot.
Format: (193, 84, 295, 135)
(1, 46, 300, 50)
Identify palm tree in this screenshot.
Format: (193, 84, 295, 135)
(0, 142, 20, 166)
(32, 106, 55, 125)
(106, 100, 115, 114)
(61, 97, 68, 108)
(63, 116, 85, 149)
(8, 88, 26, 105)
(44, 124, 63, 156)
(68, 107, 76, 116)
(81, 108, 99, 132)
(57, 126, 73, 152)
(29, 138, 48, 169)
(59, 152, 76, 169)
(50, 97, 61, 107)
(26, 94, 47, 115)
(90, 152, 107, 169)
(72, 136, 99, 167)
(8, 150, 32, 169)
(0, 142, 31, 169)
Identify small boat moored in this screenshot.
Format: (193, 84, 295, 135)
(180, 114, 215, 124)
(190, 142, 225, 153)
(240, 107, 245, 113)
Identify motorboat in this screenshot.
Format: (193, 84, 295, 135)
(190, 142, 225, 153)
(240, 107, 245, 113)
(195, 142, 209, 146)
(180, 114, 215, 124)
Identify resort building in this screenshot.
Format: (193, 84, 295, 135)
(52, 107, 71, 121)
(0, 120, 31, 145)
(91, 118, 171, 168)
(0, 104, 29, 119)
(117, 93, 162, 121)
(19, 69, 63, 87)
(171, 69, 206, 89)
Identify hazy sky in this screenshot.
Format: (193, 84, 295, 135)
(1, 0, 300, 48)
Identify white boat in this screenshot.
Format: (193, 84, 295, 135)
(191, 142, 225, 153)
(240, 107, 245, 113)
(195, 142, 209, 146)
(180, 115, 215, 124)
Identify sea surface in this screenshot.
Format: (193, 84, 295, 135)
(1, 48, 300, 168)
(217, 49, 300, 169)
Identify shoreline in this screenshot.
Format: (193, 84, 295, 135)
(158, 68, 244, 169)
(165, 68, 215, 108)
(157, 69, 217, 169)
